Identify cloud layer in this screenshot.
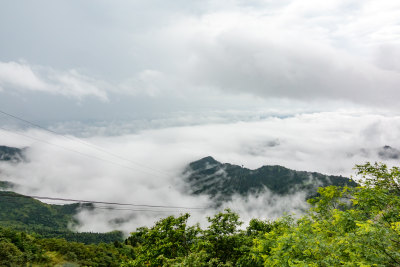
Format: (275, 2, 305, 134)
(1, 110, 400, 232)
(0, 0, 399, 110)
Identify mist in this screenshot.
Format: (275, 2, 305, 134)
(0, 109, 399, 233)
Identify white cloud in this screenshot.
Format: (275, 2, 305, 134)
(1, 1, 400, 109)
(154, 5, 400, 106)
(118, 70, 175, 97)
(1, 110, 400, 232)
(0, 61, 108, 100)
(0, 61, 47, 90)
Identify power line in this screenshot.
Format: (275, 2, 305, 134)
(0, 126, 168, 177)
(0, 109, 171, 176)
(93, 206, 198, 213)
(0, 192, 209, 210)
(0, 110, 211, 213)
(0, 198, 203, 214)
(0, 196, 205, 213)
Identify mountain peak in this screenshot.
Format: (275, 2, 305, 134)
(378, 145, 400, 159)
(199, 156, 218, 164)
(188, 156, 220, 170)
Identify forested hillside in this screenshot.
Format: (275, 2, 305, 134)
(0, 226, 132, 266)
(0, 191, 123, 244)
(184, 156, 357, 202)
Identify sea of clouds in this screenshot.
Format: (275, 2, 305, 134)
(1, 109, 400, 233)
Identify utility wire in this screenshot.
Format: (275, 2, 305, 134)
(0, 126, 168, 177)
(0, 192, 209, 210)
(0, 110, 207, 212)
(93, 206, 196, 213)
(0, 109, 171, 176)
(0, 198, 203, 213)
(0, 196, 205, 213)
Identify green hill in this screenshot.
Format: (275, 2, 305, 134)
(0, 191, 80, 230)
(184, 156, 357, 202)
(0, 191, 123, 244)
(0, 145, 124, 244)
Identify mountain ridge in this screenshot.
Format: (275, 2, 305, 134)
(184, 156, 357, 202)
(0, 145, 26, 162)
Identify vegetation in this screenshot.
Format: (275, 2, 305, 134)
(0, 226, 133, 266)
(1, 162, 399, 266)
(0, 191, 80, 230)
(0, 191, 124, 244)
(0, 180, 14, 190)
(185, 156, 357, 202)
(252, 162, 400, 266)
(122, 162, 400, 266)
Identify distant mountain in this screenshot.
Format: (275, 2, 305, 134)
(0, 191, 81, 230)
(0, 145, 26, 189)
(184, 156, 357, 202)
(0, 145, 26, 162)
(377, 145, 400, 160)
(348, 145, 400, 160)
(0, 191, 123, 244)
(0, 145, 126, 243)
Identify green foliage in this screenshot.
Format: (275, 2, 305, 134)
(0, 226, 132, 266)
(125, 213, 200, 266)
(124, 209, 264, 266)
(38, 238, 130, 266)
(0, 241, 24, 266)
(356, 161, 400, 193)
(30, 229, 125, 244)
(246, 218, 273, 236)
(203, 209, 243, 263)
(253, 162, 400, 266)
(0, 191, 79, 230)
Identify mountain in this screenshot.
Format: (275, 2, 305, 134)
(377, 145, 400, 160)
(0, 191, 123, 244)
(0, 145, 25, 189)
(184, 156, 357, 202)
(347, 145, 400, 160)
(0, 145, 125, 243)
(0, 191, 82, 230)
(0, 145, 26, 162)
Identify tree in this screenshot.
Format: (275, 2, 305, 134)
(253, 162, 400, 266)
(126, 213, 200, 266)
(202, 209, 244, 264)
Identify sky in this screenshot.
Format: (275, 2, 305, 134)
(0, 0, 399, 124)
(0, 0, 400, 231)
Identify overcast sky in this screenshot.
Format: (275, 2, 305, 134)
(0, 0, 399, 125)
(1, 0, 400, 230)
